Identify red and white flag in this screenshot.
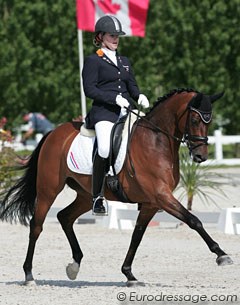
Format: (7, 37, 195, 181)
(76, 0, 150, 37)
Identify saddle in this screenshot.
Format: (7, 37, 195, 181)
(81, 114, 129, 165)
(107, 114, 131, 203)
(81, 111, 143, 202)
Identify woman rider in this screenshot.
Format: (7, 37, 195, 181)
(82, 15, 149, 215)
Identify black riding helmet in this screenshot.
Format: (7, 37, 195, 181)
(95, 15, 126, 36)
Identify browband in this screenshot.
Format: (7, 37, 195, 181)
(190, 107, 212, 124)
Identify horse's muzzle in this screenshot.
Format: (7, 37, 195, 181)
(192, 153, 207, 163)
(186, 135, 209, 163)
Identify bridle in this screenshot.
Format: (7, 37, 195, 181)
(125, 104, 212, 178)
(127, 103, 212, 153)
(180, 106, 212, 154)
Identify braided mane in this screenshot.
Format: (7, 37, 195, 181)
(148, 88, 198, 113)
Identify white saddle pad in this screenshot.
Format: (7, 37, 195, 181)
(67, 110, 145, 175)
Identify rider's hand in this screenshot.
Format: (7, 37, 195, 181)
(138, 94, 150, 109)
(116, 95, 130, 109)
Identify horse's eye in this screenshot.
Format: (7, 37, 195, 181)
(191, 117, 199, 126)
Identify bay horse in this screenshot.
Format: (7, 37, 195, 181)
(0, 88, 233, 286)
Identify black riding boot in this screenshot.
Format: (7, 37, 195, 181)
(92, 153, 109, 215)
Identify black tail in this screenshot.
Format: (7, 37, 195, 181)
(0, 133, 50, 226)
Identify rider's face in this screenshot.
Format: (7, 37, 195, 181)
(102, 33, 119, 51)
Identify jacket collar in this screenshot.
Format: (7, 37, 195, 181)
(96, 48, 122, 69)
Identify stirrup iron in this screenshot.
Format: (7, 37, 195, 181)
(92, 196, 109, 216)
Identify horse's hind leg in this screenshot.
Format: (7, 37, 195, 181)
(121, 207, 158, 286)
(162, 195, 233, 266)
(23, 192, 58, 284)
(57, 188, 91, 280)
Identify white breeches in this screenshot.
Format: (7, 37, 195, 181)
(95, 121, 115, 158)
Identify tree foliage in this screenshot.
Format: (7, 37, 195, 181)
(1, 0, 240, 133)
(0, 0, 80, 126)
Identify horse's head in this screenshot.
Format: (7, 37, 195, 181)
(182, 91, 224, 163)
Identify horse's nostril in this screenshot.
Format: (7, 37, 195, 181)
(193, 154, 207, 163)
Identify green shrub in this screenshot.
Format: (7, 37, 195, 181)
(0, 146, 20, 189)
(176, 147, 227, 210)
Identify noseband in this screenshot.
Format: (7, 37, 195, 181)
(182, 106, 212, 153)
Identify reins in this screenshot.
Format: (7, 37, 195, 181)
(124, 106, 186, 178)
(126, 106, 185, 143)
(124, 100, 210, 178)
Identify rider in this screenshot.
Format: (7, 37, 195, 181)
(82, 15, 150, 215)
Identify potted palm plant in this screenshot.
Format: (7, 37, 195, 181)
(176, 147, 227, 210)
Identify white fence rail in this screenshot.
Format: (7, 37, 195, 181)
(114, 209, 220, 230)
(1, 128, 240, 165)
(207, 129, 240, 165)
(99, 202, 240, 235)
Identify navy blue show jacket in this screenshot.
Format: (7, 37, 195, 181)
(82, 52, 140, 129)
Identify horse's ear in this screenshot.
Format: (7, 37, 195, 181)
(210, 91, 224, 103)
(190, 93, 202, 108)
(195, 93, 203, 103)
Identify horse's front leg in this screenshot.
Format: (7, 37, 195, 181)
(162, 193, 233, 266)
(185, 211, 233, 266)
(121, 207, 158, 286)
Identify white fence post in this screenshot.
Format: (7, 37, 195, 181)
(214, 129, 223, 161)
(206, 129, 240, 165)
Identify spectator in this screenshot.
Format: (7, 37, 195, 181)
(0, 117, 7, 130)
(0, 117, 12, 142)
(21, 112, 54, 144)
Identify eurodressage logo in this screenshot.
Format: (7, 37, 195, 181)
(116, 291, 238, 304)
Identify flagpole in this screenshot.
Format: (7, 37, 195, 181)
(77, 29, 87, 119)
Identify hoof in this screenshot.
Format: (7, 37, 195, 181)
(216, 255, 233, 266)
(126, 280, 145, 287)
(24, 280, 36, 286)
(66, 260, 80, 280)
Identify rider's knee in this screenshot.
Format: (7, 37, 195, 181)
(98, 146, 110, 159)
